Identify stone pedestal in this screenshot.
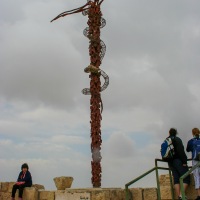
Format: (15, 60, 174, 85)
(53, 176, 73, 190)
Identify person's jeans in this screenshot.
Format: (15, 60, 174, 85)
(11, 184, 31, 198)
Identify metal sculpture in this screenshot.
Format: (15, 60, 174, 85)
(51, 0, 109, 188)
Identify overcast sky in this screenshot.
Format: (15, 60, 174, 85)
(1, 0, 200, 190)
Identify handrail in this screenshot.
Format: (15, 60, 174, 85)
(125, 158, 193, 200)
(125, 167, 157, 200)
(180, 161, 200, 200)
(125, 158, 171, 200)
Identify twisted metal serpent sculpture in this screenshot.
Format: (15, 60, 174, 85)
(51, 0, 109, 187)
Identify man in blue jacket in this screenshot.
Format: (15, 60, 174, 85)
(168, 128, 190, 200)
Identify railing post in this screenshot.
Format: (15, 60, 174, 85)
(155, 159, 161, 200)
(169, 169, 175, 200)
(180, 177, 186, 200)
(125, 185, 130, 200)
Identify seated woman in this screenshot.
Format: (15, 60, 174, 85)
(11, 163, 32, 200)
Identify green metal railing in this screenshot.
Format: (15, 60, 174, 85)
(125, 158, 197, 200)
(155, 159, 175, 200)
(180, 161, 200, 200)
(125, 158, 172, 200)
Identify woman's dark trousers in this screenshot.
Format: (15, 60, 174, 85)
(11, 184, 26, 198)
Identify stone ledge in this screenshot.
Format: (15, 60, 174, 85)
(0, 182, 45, 200)
(54, 188, 125, 200)
(0, 174, 199, 200)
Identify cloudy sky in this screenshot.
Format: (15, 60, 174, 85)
(1, 0, 200, 190)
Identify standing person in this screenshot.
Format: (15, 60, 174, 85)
(167, 128, 190, 200)
(186, 128, 200, 200)
(11, 163, 32, 200)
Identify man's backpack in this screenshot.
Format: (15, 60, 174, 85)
(193, 139, 200, 160)
(160, 137, 175, 161)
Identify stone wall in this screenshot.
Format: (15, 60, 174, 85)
(0, 174, 198, 200)
(159, 173, 196, 200)
(0, 182, 45, 200)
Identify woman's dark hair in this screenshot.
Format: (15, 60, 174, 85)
(21, 163, 29, 170)
(169, 128, 177, 136)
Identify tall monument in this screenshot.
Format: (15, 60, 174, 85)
(51, 0, 109, 187)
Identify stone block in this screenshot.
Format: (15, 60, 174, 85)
(160, 186, 172, 200)
(65, 192, 91, 200)
(55, 190, 65, 200)
(22, 187, 38, 200)
(129, 188, 143, 200)
(54, 176, 73, 190)
(90, 190, 107, 200)
(159, 174, 172, 186)
(109, 189, 125, 200)
(1, 192, 10, 200)
(33, 184, 45, 190)
(63, 188, 125, 200)
(39, 190, 55, 200)
(56, 190, 90, 200)
(64, 189, 93, 200)
(1, 183, 9, 192)
(143, 188, 157, 200)
(8, 182, 15, 193)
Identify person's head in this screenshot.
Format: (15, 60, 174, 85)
(169, 128, 178, 137)
(192, 128, 200, 138)
(21, 163, 29, 172)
